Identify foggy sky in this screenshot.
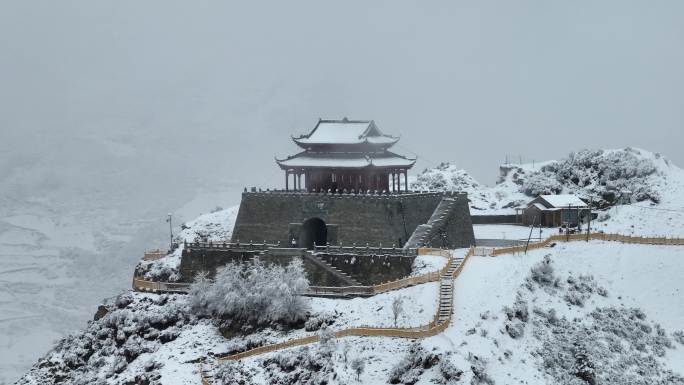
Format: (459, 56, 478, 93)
(2, 0, 683, 204)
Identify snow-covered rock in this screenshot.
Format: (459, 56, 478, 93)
(176, 206, 239, 243)
(133, 206, 239, 281)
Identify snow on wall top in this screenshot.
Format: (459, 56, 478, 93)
(539, 194, 587, 208)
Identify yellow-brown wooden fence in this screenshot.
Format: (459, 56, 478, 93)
(142, 250, 166, 261)
(490, 232, 684, 256)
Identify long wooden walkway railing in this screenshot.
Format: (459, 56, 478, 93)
(491, 232, 684, 256)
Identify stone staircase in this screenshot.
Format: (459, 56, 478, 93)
(304, 253, 362, 286)
(436, 254, 464, 324)
(405, 197, 459, 249)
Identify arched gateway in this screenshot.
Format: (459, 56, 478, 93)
(299, 217, 327, 250)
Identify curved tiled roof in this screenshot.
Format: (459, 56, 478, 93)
(292, 119, 399, 147)
(276, 151, 415, 169)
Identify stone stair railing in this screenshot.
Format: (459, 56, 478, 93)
(404, 197, 458, 249)
(304, 253, 362, 287)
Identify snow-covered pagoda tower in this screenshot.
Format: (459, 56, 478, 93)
(276, 118, 416, 193)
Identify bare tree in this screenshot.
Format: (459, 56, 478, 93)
(350, 358, 365, 381)
(392, 296, 404, 327)
(340, 341, 350, 367)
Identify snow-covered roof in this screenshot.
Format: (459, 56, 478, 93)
(293, 119, 399, 146)
(276, 151, 416, 169)
(532, 203, 547, 210)
(539, 194, 587, 208)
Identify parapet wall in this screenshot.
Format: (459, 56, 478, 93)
(231, 191, 471, 248)
(317, 253, 415, 285)
(471, 214, 520, 225)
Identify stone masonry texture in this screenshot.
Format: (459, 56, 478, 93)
(231, 191, 475, 248)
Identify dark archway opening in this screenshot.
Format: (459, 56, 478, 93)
(300, 218, 327, 250)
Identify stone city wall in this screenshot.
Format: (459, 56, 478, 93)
(231, 191, 472, 247)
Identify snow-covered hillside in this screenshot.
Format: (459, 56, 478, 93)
(18, 239, 684, 385)
(411, 148, 684, 235)
(213, 242, 684, 385)
(14, 147, 684, 385)
(17, 274, 440, 384)
(427, 241, 684, 384)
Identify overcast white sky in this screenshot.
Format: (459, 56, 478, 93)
(1, 0, 683, 204)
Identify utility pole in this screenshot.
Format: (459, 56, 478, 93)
(539, 223, 542, 241)
(525, 216, 537, 253)
(166, 213, 173, 250)
(566, 204, 571, 242)
(586, 197, 592, 242)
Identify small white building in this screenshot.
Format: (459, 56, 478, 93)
(519, 194, 589, 227)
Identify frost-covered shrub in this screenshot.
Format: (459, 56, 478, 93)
(115, 292, 133, 308)
(536, 306, 680, 384)
(572, 340, 596, 385)
(504, 294, 528, 323)
(19, 294, 193, 384)
(351, 357, 366, 381)
(564, 274, 606, 307)
(437, 358, 463, 384)
(505, 321, 525, 339)
(410, 163, 481, 192)
(262, 345, 335, 385)
(673, 331, 684, 345)
(521, 171, 562, 196)
(467, 354, 495, 385)
(213, 360, 255, 385)
(529, 255, 555, 287)
(388, 343, 440, 385)
(564, 290, 586, 307)
(305, 312, 337, 332)
(520, 148, 662, 206)
(533, 308, 559, 326)
(188, 258, 310, 328)
(318, 323, 336, 354)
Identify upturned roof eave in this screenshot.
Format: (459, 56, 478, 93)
(291, 135, 400, 147)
